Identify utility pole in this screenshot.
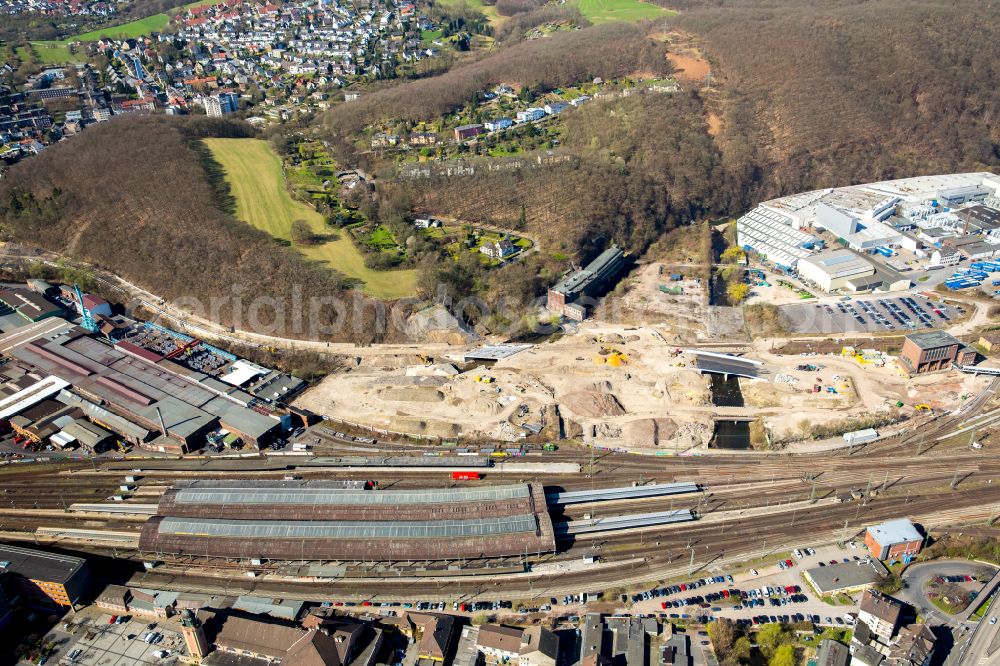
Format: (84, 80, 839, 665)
(881, 470, 889, 493)
(950, 466, 961, 489)
(840, 519, 849, 545)
(809, 480, 817, 504)
(689, 549, 695, 574)
(865, 473, 873, 497)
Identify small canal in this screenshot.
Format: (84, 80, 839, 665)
(708, 373, 751, 449)
(711, 420, 751, 450)
(709, 373, 745, 407)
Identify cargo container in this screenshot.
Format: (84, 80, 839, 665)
(843, 428, 878, 445)
(451, 471, 480, 480)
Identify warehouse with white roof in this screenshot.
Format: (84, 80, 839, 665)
(797, 249, 876, 292)
(735, 206, 820, 270)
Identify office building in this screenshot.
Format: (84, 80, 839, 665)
(0, 544, 90, 609)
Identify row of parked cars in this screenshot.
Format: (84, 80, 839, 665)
(659, 584, 809, 611)
(630, 575, 736, 603)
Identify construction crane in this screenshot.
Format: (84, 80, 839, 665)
(74, 283, 98, 334)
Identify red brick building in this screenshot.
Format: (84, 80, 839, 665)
(898, 331, 976, 375)
(864, 518, 923, 560)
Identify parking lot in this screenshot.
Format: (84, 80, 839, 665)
(629, 542, 864, 628)
(51, 614, 185, 666)
(781, 294, 954, 334)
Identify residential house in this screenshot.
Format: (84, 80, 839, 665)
(454, 123, 484, 140)
(409, 131, 437, 146)
(857, 590, 903, 641)
(485, 118, 512, 132)
(516, 108, 544, 123)
(480, 238, 517, 260)
(406, 612, 455, 663)
(477, 624, 523, 662)
(519, 626, 558, 666)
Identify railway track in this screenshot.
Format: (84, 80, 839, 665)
(0, 374, 995, 601)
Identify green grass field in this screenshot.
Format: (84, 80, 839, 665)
(71, 13, 172, 42)
(571, 0, 673, 24)
(24, 41, 87, 64)
(203, 138, 417, 300)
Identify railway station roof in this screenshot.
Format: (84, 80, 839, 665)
(140, 480, 556, 561)
(156, 515, 539, 539)
(170, 483, 530, 506)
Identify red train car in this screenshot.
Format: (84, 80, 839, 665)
(451, 471, 481, 480)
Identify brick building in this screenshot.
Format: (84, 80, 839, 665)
(897, 331, 975, 375)
(865, 518, 923, 560)
(0, 544, 90, 609)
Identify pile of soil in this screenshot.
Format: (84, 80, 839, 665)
(473, 397, 504, 416)
(380, 387, 445, 402)
(626, 418, 679, 447)
(560, 391, 626, 418)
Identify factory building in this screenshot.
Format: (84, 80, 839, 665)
(897, 331, 975, 376)
(814, 203, 903, 251)
(139, 480, 557, 563)
(796, 249, 875, 292)
(735, 206, 818, 270)
(864, 518, 923, 560)
(0, 287, 64, 323)
(942, 234, 1000, 261)
(0, 544, 91, 609)
(0, 317, 289, 453)
(937, 184, 991, 207)
(954, 204, 1000, 236)
(547, 247, 625, 320)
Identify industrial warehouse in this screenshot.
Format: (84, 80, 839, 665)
(138, 481, 558, 562)
(0, 282, 305, 454)
(546, 247, 626, 320)
(736, 171, 1000, 281)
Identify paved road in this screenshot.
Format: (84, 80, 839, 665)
(958, 568, 1000, 622)
(897, 560, 999, 628)
(947, 590, 1000, 666)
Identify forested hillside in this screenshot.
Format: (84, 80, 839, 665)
(670, 0, 1000, 205)
(321, 22, 670, 135)
(378, 0, 998, 261)
(401, 91, 726, 256)
(0, 117, 407, 343)
(2, 0, 997, 342)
